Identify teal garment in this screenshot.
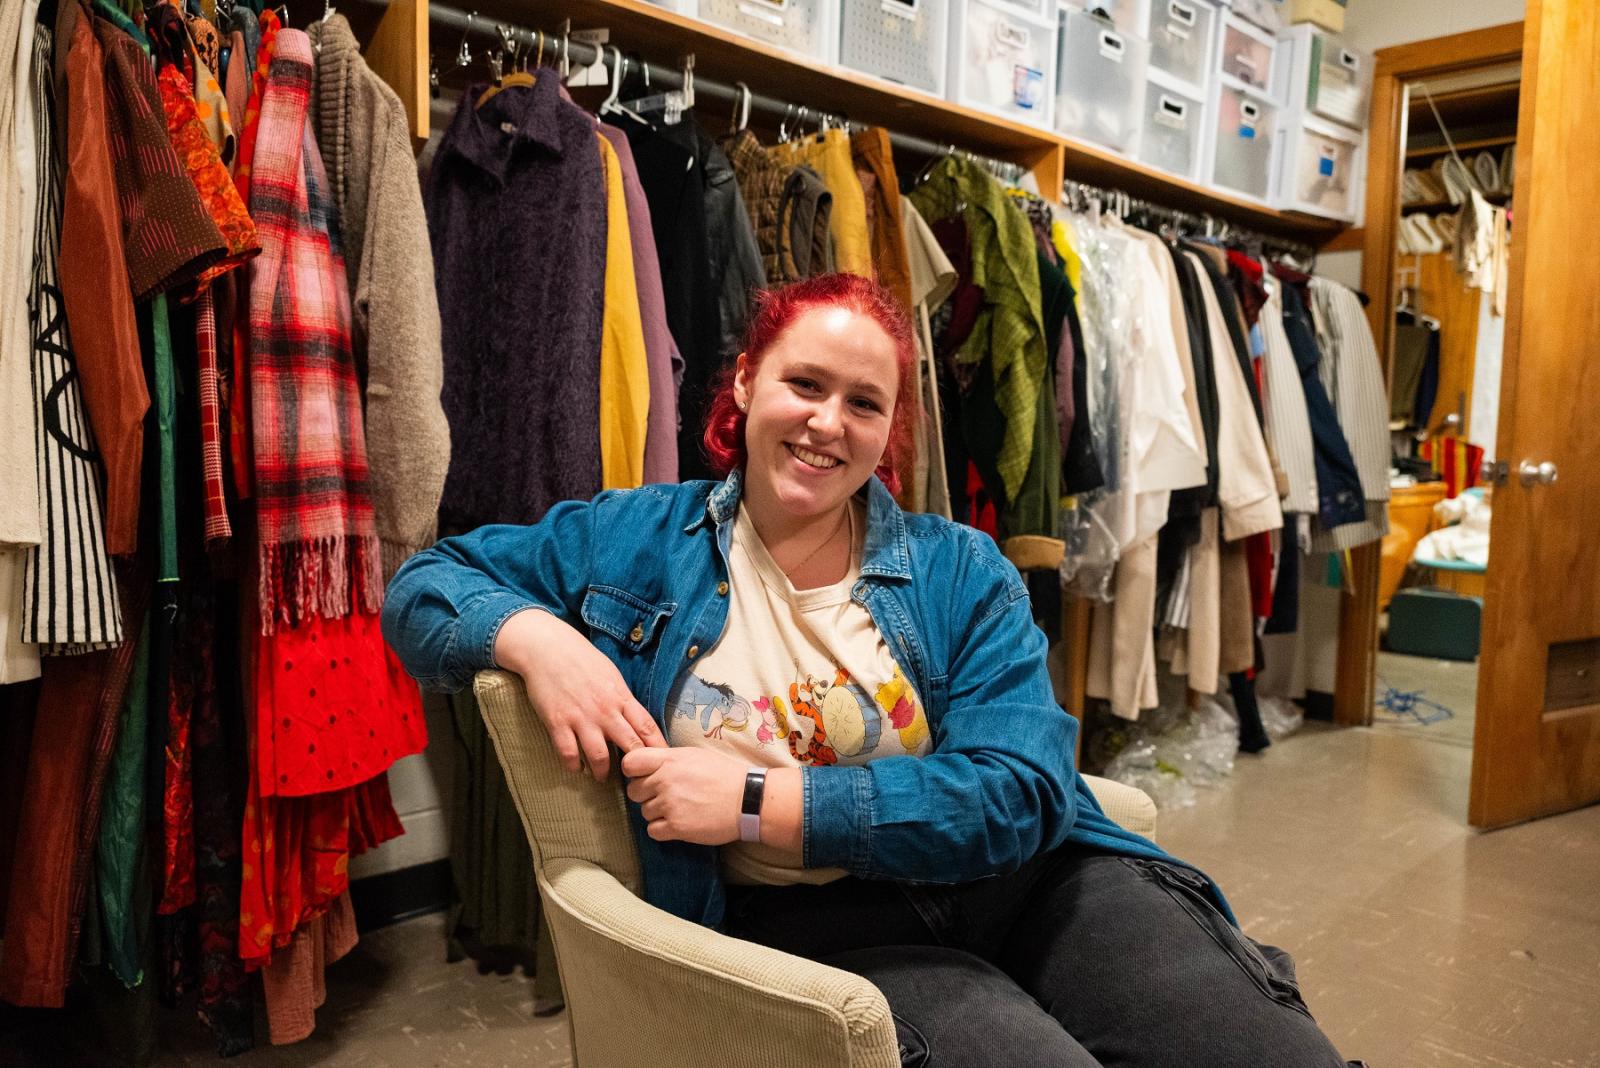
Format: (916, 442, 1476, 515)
(97, 615, 150, 988)
(151, 295, 179, 586)
(94, 0, 150, 50)
(907, 156, 1046, 502)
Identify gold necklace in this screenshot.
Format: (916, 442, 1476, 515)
(782, 505, 852, 580)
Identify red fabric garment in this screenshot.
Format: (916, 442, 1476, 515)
(255, 610, 426, 798)
(158, 636, 197, 915)
(1246, 531, 1275, 620)
(196, 291, 232, 546)
(1418, 438, 1483, 499)
(246, 29, 381, 634)
(1225, 250, 1266, 328)
(58, 8, 149, 556)
(965, 462, 999, 538)
(0, 558, 149, 1007)
(154, 61, 259, 294)
(238, 772, 402, 968)
(228, 10, 281, 500)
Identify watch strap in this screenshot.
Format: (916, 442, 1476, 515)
(738, 768, 766, 843)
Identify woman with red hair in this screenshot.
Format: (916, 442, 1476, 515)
(386, 274, 1350, 1066)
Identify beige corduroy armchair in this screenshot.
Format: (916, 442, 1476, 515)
(473, 669, 1157, 1068)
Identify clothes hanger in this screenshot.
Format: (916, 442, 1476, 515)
(477, 26, 538, 108)
(313, 0, 334, 54)
(598, 46, 648, 126)
(729, 81, 751, 135)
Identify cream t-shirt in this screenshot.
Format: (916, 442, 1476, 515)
(667, 499, 933, 886)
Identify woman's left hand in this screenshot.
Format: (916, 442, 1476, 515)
(621, 747, 750, 846)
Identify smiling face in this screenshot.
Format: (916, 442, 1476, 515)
(733, 305, 901, 525)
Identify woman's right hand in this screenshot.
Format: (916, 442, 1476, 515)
(493, 608, 667, 781)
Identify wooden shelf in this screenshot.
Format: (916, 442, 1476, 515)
(1406, 134, 1515, 160)
(1403, 190, 1512, 213)
(445, 0, 1345, 245)
(1407, 82, 1519, 133)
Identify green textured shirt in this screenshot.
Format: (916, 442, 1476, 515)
(908, 156, 1045, 502)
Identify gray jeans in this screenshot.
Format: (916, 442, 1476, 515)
(724, 845, 1353, 1068)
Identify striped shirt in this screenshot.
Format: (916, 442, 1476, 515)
(22, 23, 123, 652)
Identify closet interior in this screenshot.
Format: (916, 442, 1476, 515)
(1, 0, 1408, 1056)
(1368, 64, 1518, 748)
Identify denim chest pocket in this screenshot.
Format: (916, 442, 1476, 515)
(581, 585, 676, 654)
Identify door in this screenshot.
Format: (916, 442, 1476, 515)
(1469, 0, 1600, 827)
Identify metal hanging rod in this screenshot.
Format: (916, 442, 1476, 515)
(373, 0, 1027, 181)
(1060, 176, 1317, 262)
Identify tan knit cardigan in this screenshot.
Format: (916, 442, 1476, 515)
(308, 15, 450, 580)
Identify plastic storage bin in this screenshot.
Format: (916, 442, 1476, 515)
(1071, 0, 1149, 34)
(948, 0, 1057, 127)
(1210, 82, 1277, 198)
(1278, 116, 1362, 219)
(1137, 79, 1205, 178)
(1146, 0, 1216, 92)
(1219, 14, 1279, 95)
(695, 0, 838, 62)
(840, 0, 949, 96)
(1054, 7, 1148, 153)
(1281, 24, 1371, 129)
(984, 0, 1052, 17)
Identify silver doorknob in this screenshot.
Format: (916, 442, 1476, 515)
(1518, 460, 1558, 487)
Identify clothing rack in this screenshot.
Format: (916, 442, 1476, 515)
(1061, 177, 1319, 265)
(376, 0, 1028, 183)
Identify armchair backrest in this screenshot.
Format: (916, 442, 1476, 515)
(474, 670, 643, 895)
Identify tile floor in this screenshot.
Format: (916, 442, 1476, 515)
(1370, 651, 1480, 749)
(12, 721, 1600, 1067)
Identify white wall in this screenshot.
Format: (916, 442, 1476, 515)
(1340, 0, 1525, 53)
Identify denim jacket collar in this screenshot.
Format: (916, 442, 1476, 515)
(687, 470, 912, 582)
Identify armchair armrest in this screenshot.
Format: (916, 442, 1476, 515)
(538, 856, 900, 1068)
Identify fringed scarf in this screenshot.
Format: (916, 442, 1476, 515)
(244, 28, 379, 633)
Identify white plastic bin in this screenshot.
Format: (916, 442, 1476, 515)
(1146, 0, 1216, 92)
(948, 0, 1058, 127)
(1278, 116, 1362, 219)
(1281, 24, 1371, 129)
(840, 0, 949, 96)
(984, 0, 1052, 17)
(1137, 78, 1205, 178)
(1054, 6, 1149, 153)
(1218, 14, 1279, 95)
(1210, 82, 1277, 198)
(695, 0, 838, 62)
(1071, 0, 1149, 34)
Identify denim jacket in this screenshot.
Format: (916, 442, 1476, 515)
(384, 472, 1225, 928)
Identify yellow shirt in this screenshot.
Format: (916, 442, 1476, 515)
(596, 134, 649, 490)
(768, 129, 875, 279)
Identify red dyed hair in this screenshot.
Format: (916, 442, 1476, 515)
(702, 274, 918, 497)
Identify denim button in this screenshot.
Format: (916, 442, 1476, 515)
(716, 581, 729, 596)
(687, 644, 700, 659)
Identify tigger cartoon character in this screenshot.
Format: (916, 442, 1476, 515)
(785, 674, 838, 766)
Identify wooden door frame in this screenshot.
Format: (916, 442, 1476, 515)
(1331, 21, 1526, 727)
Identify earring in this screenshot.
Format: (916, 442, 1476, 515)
(737, 401, 747, 412)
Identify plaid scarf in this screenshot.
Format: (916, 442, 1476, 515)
(245, 28, 379, 632)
